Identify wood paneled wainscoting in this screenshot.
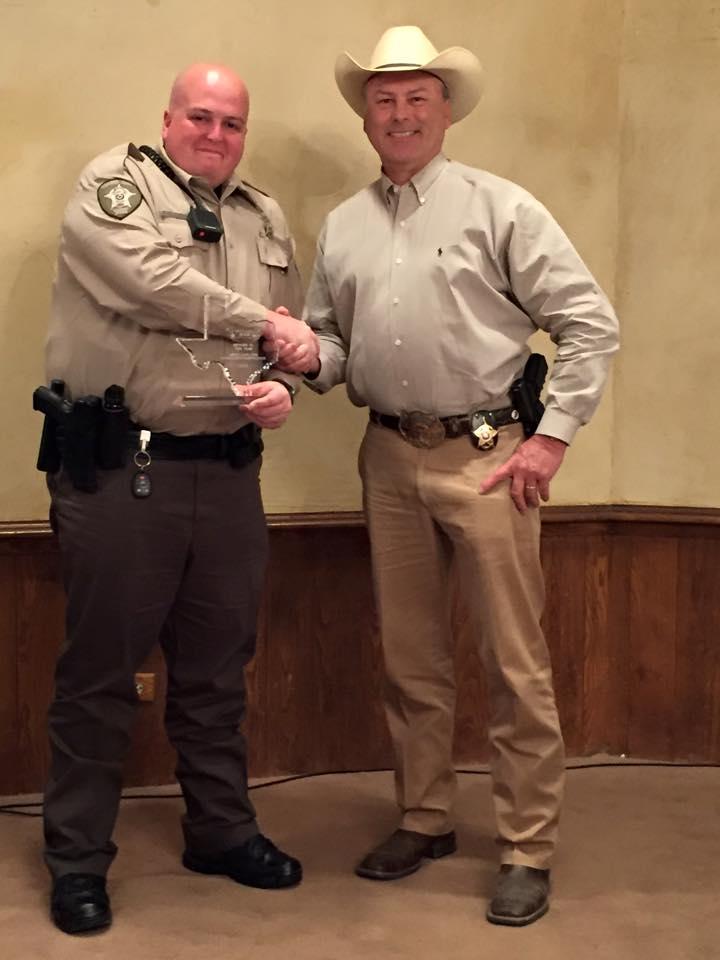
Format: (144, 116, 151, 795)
(1, 506, 718, 796)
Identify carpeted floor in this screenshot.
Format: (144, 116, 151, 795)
(1, 764, 718, 959)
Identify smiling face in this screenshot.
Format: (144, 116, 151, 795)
(363, 71, 451, 184)
(162, 64, 249, 187)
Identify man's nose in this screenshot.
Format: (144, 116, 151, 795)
(206, 121, 223, 140)
(390, 99, 411, 122)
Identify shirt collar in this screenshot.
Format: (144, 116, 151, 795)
(158, 144, 243, 201)
(380, 152, 450, 203)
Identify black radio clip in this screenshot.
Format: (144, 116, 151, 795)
(137, 144, 224, 243)
(186, 205, 224, 243)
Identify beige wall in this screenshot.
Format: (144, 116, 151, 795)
(1, 0, 714, 520)
(613, 0, 720, 505)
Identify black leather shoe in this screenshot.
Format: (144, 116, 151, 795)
(182, 833, 302, 889)
(355, 828, 457, 880)
(486, 864, 550, 926)
(50, 873, 112, 935)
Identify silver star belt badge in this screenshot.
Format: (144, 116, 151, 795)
(469, 411, 499, 450)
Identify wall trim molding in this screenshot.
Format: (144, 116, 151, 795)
(542, 505, 720, 525)
(2, 504, 719, 539)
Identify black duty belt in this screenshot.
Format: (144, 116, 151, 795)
(129, 423, 262, 466)
(369, 407, 519, 449)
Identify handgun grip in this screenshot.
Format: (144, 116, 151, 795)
(33, 385, 73, 420)
(525, 353, 548, 392)
(33, 381, 70, 473)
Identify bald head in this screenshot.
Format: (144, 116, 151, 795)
(162, 63, 250, 187)
(168, 63, 249, 113)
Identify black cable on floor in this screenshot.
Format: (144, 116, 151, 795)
(1, 759, 717, 818)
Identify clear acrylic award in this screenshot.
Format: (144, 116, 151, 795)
(175, 293, 276, 406)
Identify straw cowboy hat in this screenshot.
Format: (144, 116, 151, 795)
(335, 25, 484, 123)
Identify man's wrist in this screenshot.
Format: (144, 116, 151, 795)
(274, 379, 297, 403)
(533, 433, 568, 449)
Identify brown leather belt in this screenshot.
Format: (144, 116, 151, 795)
(369, 407, 519, 449)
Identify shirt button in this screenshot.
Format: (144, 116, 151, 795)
(419, 197, 426, 205)
(395, 258, 402, 265)
(401, 380, 409, 387)
(394, 338, 402, 346)
(392, 297, 399, 305)
(399, 220, 406, 227)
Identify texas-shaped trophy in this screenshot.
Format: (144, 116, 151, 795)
(175, 293, 276, 406)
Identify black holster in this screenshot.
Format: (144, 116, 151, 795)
(509, 353, 548, 437)
(33, 383, 130, 492)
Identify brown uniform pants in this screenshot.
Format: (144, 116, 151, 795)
(44, 455, 267, 878)
(359, 422, 565, 869)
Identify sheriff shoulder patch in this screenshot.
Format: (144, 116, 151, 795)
(97, 179, 142, 219)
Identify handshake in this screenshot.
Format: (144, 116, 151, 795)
(263, 307, 320, 376)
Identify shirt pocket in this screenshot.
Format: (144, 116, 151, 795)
(158, 218, 196, 256)
(436, 237, 506, 295)
(256, 234, 291, 272)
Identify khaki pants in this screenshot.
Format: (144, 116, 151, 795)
(359, 422, 565, 869)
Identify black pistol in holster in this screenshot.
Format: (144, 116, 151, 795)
(34, 383, 131, 491)
(510, 353, 548, 437)
(33, 381, 101, 492)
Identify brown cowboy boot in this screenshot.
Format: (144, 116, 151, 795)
(486, 865, 551, 926)
(356, 829, 457, 880)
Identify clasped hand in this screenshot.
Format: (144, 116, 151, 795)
(263, 306, 320, 374)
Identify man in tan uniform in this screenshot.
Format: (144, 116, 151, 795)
(43, 63, 316, 935)
(278, 27, 619, 926)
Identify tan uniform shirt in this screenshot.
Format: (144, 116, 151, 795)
(47, 143, 302, 435)
(304, 153, 619, 443)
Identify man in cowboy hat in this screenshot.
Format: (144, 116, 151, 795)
(278, 26, 618, 925)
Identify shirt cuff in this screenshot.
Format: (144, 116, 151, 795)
(303, 359, 339, 394)
(535, 407, 582, 445)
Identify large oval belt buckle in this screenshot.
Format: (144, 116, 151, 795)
(398, 411, 446, 449)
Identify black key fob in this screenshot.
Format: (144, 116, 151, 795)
(132, 470, 152, 499)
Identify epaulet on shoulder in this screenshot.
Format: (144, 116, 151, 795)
(242, 180, 270, 198)
(126, 142, 145, 161)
